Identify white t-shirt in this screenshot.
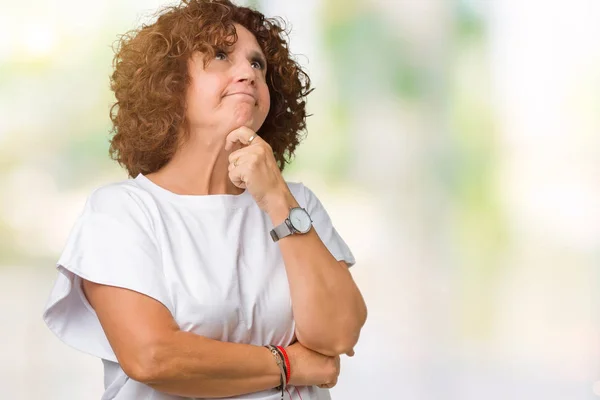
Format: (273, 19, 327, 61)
(43, 173, 355, 400)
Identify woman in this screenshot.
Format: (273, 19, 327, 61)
(42, 0, 367, 399)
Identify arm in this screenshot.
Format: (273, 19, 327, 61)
(225, 127, 367, 357)
(82, 279, 340, 397)
(264, 188, 368, 357)
(82, 280, 280, 398)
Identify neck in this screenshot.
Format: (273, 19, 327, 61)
(146, 128, 244, 196)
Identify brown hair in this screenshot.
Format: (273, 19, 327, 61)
(108, 0, 312, 177)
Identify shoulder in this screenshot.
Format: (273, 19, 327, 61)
(284, 181, 315, 207)
(284, 181, 306, 200)
(284, 180, 325, 212)
(84, 178, 157, 229)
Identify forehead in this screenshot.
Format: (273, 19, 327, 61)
(227, 24, 264, 54)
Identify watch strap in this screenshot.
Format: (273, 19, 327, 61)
(270, 219, 294, 242)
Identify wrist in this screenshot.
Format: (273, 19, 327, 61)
(262, 346, 283, 385)
(283, 345, 300, 387)
(264, 189, 299, 225)
(264, 345, 286, 395)
(276, 346, 291, 385)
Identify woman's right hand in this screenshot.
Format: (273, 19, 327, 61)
(284, 342, 341, 388)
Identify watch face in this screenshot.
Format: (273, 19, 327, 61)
(289, 208, 312, 233)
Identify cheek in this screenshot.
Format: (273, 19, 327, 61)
(186, 78, 222, 118)
(259, 86, 271, 114)
(185, 88, 207, 123)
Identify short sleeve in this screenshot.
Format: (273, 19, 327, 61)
(303, 184, 356, 267)
(42, 185, 171, 362)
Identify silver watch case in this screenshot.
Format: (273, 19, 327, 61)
(270, 207, 312, 242)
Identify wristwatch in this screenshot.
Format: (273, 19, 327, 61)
(270, 207, 313, 242)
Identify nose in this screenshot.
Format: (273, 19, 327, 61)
(234, 61, 256, 86)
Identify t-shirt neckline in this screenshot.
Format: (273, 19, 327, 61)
(134, 173, 253, 208)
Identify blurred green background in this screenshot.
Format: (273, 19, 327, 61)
(1, 0, 600, 398)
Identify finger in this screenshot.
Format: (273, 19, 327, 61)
(228, 147, 248, 166)
(319, 380, 337, 389)
(228, 167, 246, 189)
(228, 151, 250, 189)
(229, 157, 251, 171)
(224, 126, 261, 151)
(228, 146, 262, 166)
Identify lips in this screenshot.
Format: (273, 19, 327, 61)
(229, 92, 254, 98)
(228, 92, 255, 100)
(225, 91, 257, 105)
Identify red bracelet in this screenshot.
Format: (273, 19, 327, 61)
(276, 346, 291, 384)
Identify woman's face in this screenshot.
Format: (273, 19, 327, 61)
(185, 23, 271, 137)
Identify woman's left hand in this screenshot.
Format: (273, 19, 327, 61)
(225, 126, 290, 212)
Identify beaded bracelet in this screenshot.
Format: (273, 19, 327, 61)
(265, 345, 286, 399)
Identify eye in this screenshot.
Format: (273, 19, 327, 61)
(215, 51, 227, 61)
(251, 59, 265, 70)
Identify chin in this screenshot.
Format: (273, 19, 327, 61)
(241, 114, 266, 131)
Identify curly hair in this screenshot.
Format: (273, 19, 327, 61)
(108, 0, 312, 178)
